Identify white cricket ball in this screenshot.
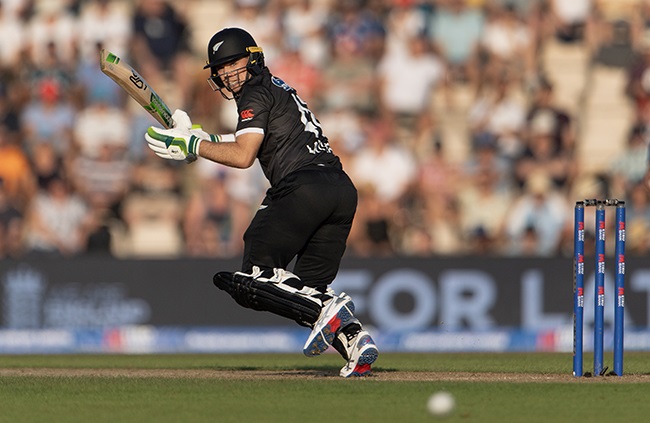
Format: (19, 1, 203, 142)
(427, 391, 455, 417)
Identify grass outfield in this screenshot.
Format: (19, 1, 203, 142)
(2, 352, 650, 422)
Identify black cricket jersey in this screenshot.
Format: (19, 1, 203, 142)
(234, 68, 341, 186)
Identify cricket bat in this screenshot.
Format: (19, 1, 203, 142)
(99, 48, 196, 162)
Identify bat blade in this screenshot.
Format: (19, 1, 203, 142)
(99, 49, 173, 129)
(99, 49, 196, 162)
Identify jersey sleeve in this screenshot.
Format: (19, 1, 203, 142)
(235, 87, 271, 137)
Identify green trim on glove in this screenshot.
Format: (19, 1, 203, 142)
(146, 127, 202, 155)
(188, 135, 201, 155)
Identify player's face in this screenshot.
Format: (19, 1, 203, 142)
(216, 56, 250, 94)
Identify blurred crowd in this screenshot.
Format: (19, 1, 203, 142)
(1, 0, 650, 260)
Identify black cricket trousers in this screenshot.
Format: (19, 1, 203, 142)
(241, 165, 357, 291)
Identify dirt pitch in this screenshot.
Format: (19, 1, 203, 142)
(1, 368, 648, 383)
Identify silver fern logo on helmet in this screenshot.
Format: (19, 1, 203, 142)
(212, 41, 224, 53)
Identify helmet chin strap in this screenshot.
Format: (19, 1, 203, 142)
(218, 87, 235, 101)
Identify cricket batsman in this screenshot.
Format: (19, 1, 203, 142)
(144, 27, 378, 377)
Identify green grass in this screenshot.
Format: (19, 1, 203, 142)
(1, 353, 650, 423)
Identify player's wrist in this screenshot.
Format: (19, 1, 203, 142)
(192, 133, 222, 155)
(188, 135, 202, 155)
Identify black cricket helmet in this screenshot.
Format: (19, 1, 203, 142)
(204, 27, 264, 97)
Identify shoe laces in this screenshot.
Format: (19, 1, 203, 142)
(341, 323, 362, 348)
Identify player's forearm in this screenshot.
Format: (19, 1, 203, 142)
(198, 135, 257, 169)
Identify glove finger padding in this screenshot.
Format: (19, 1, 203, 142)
(144, 130, 169, 150)
(146, 140, 174, 157)
(145, 130, 176, 160)
(172, 109, 192, 130)
(171, 109, 198, 163)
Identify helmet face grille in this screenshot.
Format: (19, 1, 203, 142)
(213, 63, 249, 93)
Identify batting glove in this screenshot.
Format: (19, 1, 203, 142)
(145, 126, 222, 162)
(146, 111, 221, 161)
(145, 126, 201, 161)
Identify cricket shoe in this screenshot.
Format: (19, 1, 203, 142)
(334, 325, 379, 377)
(303, 293, 355, 357)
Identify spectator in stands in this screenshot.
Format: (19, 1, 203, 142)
(26, 2, 78, 66)
(83, 206, 114, 256)
(347, 118, 417, 255)
(399, 224, 434, 256)
(0, 83, 21, 135)
(317, 106, 365, 156)
(0, 178, 24, 259)
(0, 123, 34, 210)
(515, 114, 577, 192)
(549, 0, 593, 44)
(74, 42, 124, 109)
(428, 0, 484, 86)
(24, 172, 91, 257)
(321, 35, 378, 113)
(626, 181, 650, 255)
(348, 184, 394, 256)
(525, 77, 575, 157)
(467, 75, 527, 162)
(327, 0, 385, 61)
(504, 171, 570, 256)
(120, 152, 184, 257)
(630, 0, 650, 52)
(415, 139, 460, 205)
(464, 131, 512, 193)
(72, 95, 130, 158)
(280, 0, 331, 68)
(610, 123, 650, 198)
(377, 34, 447, 155)
(26, 39, 76, 104)
(69, 94, 132, 222)
(183, 162, 233, 258)
(349, 118, 417, 209)
(20, 78, 75, 158)
(77, 0, 132, 63)
(383, 0, 428, 58)
(0, 0, 26, 70)
(30, 142, 63, 191)
(69, 141, 132, 219)
(585, 1, 636, 68)
(131, 0, 193, 106)
(480, 3, 534, 86)
(406, 139, 463, 255)
(625, 38, 650, 114)
(412, 194, 463, 255)
(457, 165, 511, 254)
